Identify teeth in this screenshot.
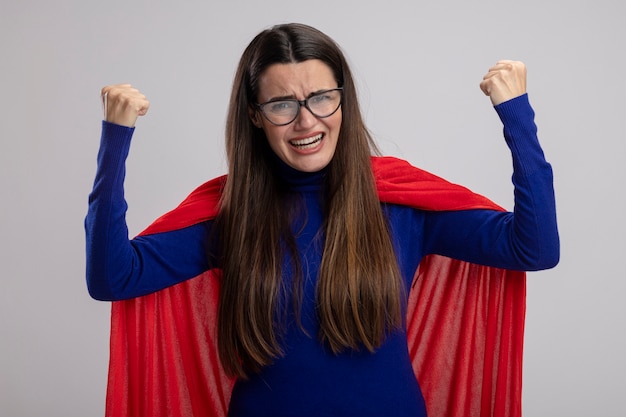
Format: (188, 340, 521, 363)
(290, 134, 323, 148)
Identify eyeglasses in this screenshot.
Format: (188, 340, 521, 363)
(255, 88, 343, 126)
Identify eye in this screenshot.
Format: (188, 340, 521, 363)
(267, 101, 296, 114)
(310, 93, 332, 104)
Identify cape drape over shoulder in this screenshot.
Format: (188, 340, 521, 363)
(105, 156, 525, 417)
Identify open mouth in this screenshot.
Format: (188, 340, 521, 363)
(289, 133, 324, 150)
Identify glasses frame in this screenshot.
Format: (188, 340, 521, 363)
(255, 88, 343, 126)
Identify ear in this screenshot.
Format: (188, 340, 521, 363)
(249, 107, 263, 128)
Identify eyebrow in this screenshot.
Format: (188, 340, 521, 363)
(265, 88, 337, 102)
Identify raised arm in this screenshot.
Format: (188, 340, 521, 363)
(85, 86, 211, 301)
(424, 61, 559, 271)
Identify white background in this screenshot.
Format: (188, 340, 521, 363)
(1, 1, 624, 416)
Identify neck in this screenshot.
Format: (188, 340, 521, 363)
(271, 153, 327, 190)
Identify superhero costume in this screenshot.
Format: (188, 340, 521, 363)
(86, 94, 559, 416)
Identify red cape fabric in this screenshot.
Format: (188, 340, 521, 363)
(106, 156, 525, 417)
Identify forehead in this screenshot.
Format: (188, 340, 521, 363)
(257, 59, 337, 100)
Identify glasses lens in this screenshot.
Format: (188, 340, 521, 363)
(261, 101, 298, 125)
(307, 89, 342, 118)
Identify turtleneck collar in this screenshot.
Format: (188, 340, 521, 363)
(271, 152, 327, 191)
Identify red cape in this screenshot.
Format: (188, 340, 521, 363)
(106, 156, 525, 417)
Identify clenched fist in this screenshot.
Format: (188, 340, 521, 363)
(101, 84, 150, 127)
(480, 60, 527, 106)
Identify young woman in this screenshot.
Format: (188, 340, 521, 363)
(86, 23, 559, 417)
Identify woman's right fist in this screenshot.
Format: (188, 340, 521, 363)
(101, 84, 150, 127)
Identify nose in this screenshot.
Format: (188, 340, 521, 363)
(293, 105, 317, 130)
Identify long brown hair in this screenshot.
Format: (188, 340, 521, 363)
(215, 23, 403, 379)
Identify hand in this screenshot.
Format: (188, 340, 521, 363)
(479, 60, 527, 106)
(100, 84, 150, 127)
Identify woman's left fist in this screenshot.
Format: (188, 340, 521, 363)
(480, 60, 527, 106)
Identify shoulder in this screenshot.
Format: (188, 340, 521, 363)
(371, 156, 502, 212)
(139, 175, 227, 236)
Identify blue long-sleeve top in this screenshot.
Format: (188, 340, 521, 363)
(85, 94, 559, 417)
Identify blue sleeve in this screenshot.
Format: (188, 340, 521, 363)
(424, 94, 560, 271)
(85, 122, 214, 301)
